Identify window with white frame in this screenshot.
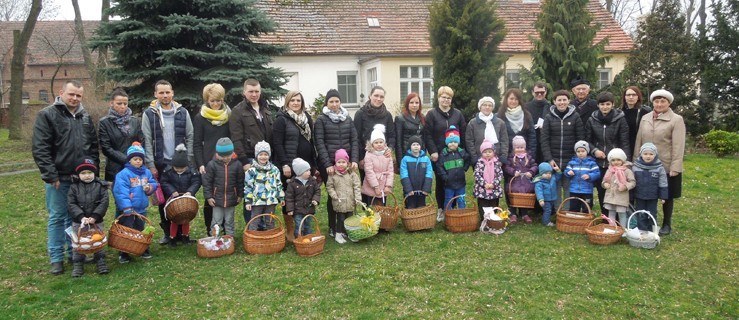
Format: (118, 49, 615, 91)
(597, 69, 612, 89)
(506, 69, 521, 88)
(337, 72, 358, 106)
(367, 67, 378, 95)
(39, 90, 49, 102)
(400, 65, 433, 106)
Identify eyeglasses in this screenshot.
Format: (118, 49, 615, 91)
(533, 91, 546, 95)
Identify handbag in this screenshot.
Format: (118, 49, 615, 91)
(150, 186, 165, 206)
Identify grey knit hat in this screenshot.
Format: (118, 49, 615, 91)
(574, 140, 590, 154)
(639, 143, 658, 156)
(254, 140, 271, 157)
(292, 158, 311, 176)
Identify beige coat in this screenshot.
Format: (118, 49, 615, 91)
(602, 168, 636, 207)
(327, 170, 362, 213)
(634, 109, 686, 173)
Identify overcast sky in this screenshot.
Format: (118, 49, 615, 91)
(53, 1, 102, 20)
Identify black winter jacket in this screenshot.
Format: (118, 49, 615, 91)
(424, 107, 466, 156)
(67, 178, 109, 223)
(160, 165, 202, 199)
(541, 106, 585, 167)
(394, 114, 426, 158)
(203, 157, 245, 208)
(525, 99, 550, 162)
(273, 111, 316, 168)
(230, 98, 273, 164)
(98, 114, 143, 182)
(192, 112, 231, 169)
(314, 112, 359, 169)
(621, 104, 652, 151)
(285, 177, 321, 215)
(435, 147, 471, 189)
(584, 109, 631, 168)
(573, 98, 599, 125)
(354, 101, 395, 161)
(32, 98, 99, 183)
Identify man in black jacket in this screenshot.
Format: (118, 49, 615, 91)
(32, 80, 99, 275)
(570, 76, 599, 125)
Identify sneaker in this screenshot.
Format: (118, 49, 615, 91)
(168, 238, 178, 247)
(523, 215, 532, 224)
(118, 253, 131, 264)
(49, 262, 64, 275)
(510, 215, 518, 224)
(158, 235, 170, 245)
(436, 209, 445, 222)
(71, 262, 84, 278)
(96, 258, 110, 275)
(335, 233, 346, 244)
(141, 249, 152, 259)
(546, 222, 555, 227)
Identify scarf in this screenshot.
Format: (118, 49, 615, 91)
(200, 104, 231, 126)
(362, 100, 388, 118)
(124, 163, 146, 176)
(322, 106, 348, 123)
(334, 164, 348, 175)
(108, 107, 131, 137)
(286, 109, 312, 141)
(505, 106, 524, 134)
(481, 157, 498, 194)
(597, 110, 614, 124)
(477, 113, 499, 144)
(606, 165, 628, 186)
(634, 157, 663, 171)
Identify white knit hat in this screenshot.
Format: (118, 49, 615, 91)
(607, 148, 627, 162)
(478, 96, 495, 110)
(370, 124, 386, 143)
(650, 89, 674, 104)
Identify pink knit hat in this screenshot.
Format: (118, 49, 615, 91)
(479, 139, 494, 154)
(512, 135, 526, 149)
(335, 149, 349, 163)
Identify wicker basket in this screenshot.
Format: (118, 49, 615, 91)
(585, 216, 624, 245)
(294, 215, 325, 257)
(444, 195, 479, 233)
(108, 212, 153, 256)
(507, 176, 536, 209)
(243, 214, 286, 255)
(400, 192, 436, 231)
(555, 197, 595, 234)
(345, 204, 381, 241)
(197, 235, 235, 258)
(372, 193, 400, 231)
(72, 223, 107, 255)
(624, 210, 660, 249)
(164, 195, 199, 224)
(485, 207, 508, 230)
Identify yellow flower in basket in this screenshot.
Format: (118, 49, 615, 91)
(360, 216, 375, 230)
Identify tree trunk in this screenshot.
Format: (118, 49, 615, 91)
(72, 0, 96, 94)
(94, 0, 110, 95)
(8, 0, 42, 140)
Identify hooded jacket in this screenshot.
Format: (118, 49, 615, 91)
(534, 170, 562, 202)
(632, 157, 669, 200)
(244, 161, 284, 206)
(160, 165, 202, 199)
(141, 101, 194, 169)
(400, 149, 433, 194)
(285, 177, 321, 215)
(203, 156, 245, 208)
(435, 147, 471, 189)
(540, 105, 585, 167)
(113, 164, 158, 214)
(565, 155, 601, 194)
(585, 109, 631, 168)
(68, 177, 109, 223)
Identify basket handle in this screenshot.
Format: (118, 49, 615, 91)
(371, 192, 398, 208)
(76, 221, 103, 238)
(626, 210, 657, 233)
(113, 212, 153, 227)
(297, 214, 321, 238)
(246, 213, 285, 231)
(444, 194, 477, 211)
(587, 216, 623, 228)
(402, 191, 435, 207)
(555, 196, 592, 215)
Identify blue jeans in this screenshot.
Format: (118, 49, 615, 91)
(635, 198, 659, 231)
(443, 187, 466, 210)
(46, 182, 72, 263)
(542, 200, 555, 225)
(293, 214, 313, 239)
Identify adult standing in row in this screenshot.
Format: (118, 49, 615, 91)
(425, 86, 466, 218)
(98, 88, 143, 186)
(634, 89, 685, 235)
(33, 80, 99, 275)
(230, 78, 273, 222)
(620, 86, 651, 151)
(466, 97, 507, 164)
(142, 80, 194, 245)
(526, 82, 549, 162)
(395, 92, 427, 164)
(193, 83, 231, 236)
(354, 86, 394, 185)
(314, 89, 359, 237)
(584, 92, 630, 215)
(570, 76, 599, 125)
(273, 90, 316, 182)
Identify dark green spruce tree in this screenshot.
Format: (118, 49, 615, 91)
(529, 0, 608, 91)
(428, 0, 507, 118)
(90, 0, 288, 111)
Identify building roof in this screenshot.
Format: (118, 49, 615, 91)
(255, 0, 633, 55)
(0, 20, 99, 66)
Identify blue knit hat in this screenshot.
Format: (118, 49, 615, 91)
(445, 125, 460, 145)
(216, 137, 234, 157)
(127, 142, 145, 161)
(538, 162, 553, 174)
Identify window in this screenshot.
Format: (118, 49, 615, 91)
(22, 92, 30, 100)
(399, 66, 433, 106)
(597, 69, 612, 89)
(505, 69, 521, 88)
(367, 17, 380, 28)
(337, 72, 358, 106)
(367, 67, 377, 94)
(39, 90, 49, 102)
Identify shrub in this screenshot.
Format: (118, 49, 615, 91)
(704, 130, 739, 157)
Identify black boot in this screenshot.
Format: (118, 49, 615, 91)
(181, 235, 194, 245)
(49, 262, 64, 275)
(96, 257, 110, 274)
(168, 237, 178, 247)
(72, 262, 84, 278)
(660, 200, 673, 235)
(159, 221, 170, 245)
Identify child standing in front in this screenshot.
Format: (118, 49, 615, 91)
(632, 143, 668, 231)
(473, 139, 504, 221)
(601, 148, 636, 226)
(160, 144, 201, 245)
(436, 125, 471, 213)
(534, 162, 562, 226)
(203, 138, 244, 236)
(244, 141, 285, 230)
(400, 136, 433, 209)
(285, 158, 321, 240)
(113, 142, 158, 263)
(68, 158, 109, 277)
(503, 136, 537, 224)
(565, 140, 601, 213)
(361, 124, 394, 206)
(327, 149, 362, 244)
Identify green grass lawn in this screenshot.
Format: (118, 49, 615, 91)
(1, 129, 736, 318)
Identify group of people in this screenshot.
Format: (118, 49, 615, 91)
(32, 76, 685, 277)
